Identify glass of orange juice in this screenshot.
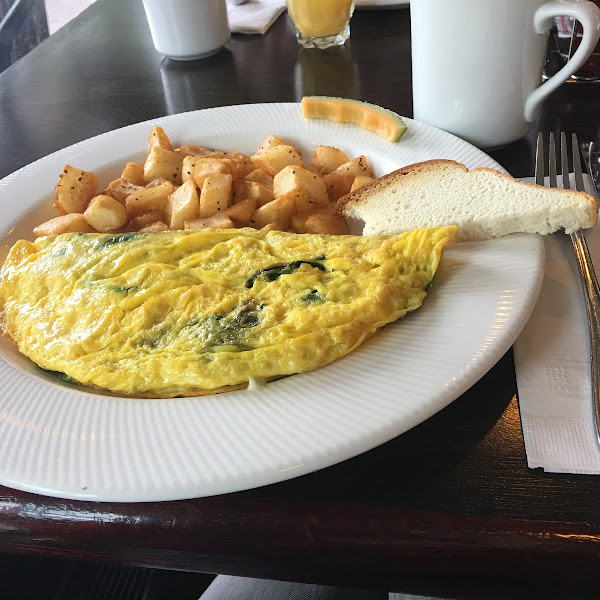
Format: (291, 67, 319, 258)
(287, 0, 355, 48)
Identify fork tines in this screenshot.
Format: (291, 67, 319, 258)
(535, 131, 584, 191)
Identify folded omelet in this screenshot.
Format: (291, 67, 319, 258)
(0, 227, 456, 397)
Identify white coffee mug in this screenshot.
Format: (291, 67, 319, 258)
(142, 0, 230, 61)
(411, 0, 600, 148)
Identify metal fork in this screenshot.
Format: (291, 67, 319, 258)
(535, 132, 600, 446)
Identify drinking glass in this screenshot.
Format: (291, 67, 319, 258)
(287, 0, 355, 49)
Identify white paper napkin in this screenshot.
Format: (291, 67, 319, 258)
(514, 174, 600, 474)
(226, 0, 287, 35)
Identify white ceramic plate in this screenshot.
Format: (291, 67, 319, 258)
(0, 103, 544, 502)
(355, 0, 409, 9)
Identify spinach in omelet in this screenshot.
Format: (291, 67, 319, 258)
(0, 227, 457, 397)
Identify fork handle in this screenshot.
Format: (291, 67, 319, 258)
(570, 230, 600, 445)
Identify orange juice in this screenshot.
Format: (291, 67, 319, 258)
(288, 0, 354, 38)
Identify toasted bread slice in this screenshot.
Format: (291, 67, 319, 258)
(338, 159, 598, 241)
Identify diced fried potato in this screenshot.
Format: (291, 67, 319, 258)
(105, 178, 144, 204)
(305, 213, 351, 235)
(226, 198, 257, 223)
(33, 213, 95, 237)
(290, 203, 337, 233)
(175, 145, 224, 158)
(145, 178, 170, 188)
(323, 171, 355, 202)
(350, 175, 376, 192)
(148, 126, 173, 153)
(290, 212, 308, 233)
(224, 152, 256, 180)
(121, 162, 145, 186)
(250, 193, 296, 229)
(244, 168, 273, 189)
(182, 156, 199, 184)
(185, 213, 234, 230)
(273, 165, 328, 212)
(166, 180, 199, 230)
(129, 210, 166, 230)
(260, 223, 281, 232)
(304, 164, 322, 175)
(36, 128, 379, 241)
(83, 195, 128, 232)
(53, 202, 68, 216)
(250, 145, 303, 176)
(55, 165, 98, 214)
(334, 155, 373, 177)
(125, 181, 175, 216)
(200, 173, 232, 217)
(312, 146, 350, 175)
(139, 221, 170, 232)
(255, 135, 287, 154)
(193, 158, 234, 188)
(231, 180, 274, 206)
(143, 146, 183, 185)
(291, 203, 350, 234)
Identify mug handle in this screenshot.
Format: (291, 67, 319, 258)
(524, 0, 600, 123)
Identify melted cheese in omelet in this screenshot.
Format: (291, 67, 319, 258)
(0, 227, 457, 397)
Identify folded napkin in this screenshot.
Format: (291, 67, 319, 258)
(226, 0, 287, 35)
(514, 174, 600, 474)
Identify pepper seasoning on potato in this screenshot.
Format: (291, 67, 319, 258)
(34, 128, 372, 237)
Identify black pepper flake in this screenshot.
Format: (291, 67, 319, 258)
(70, 186, 75, 189)
(77, 177, 82, 181)
(63, 169, 67, 174)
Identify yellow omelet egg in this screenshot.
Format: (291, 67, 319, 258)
(0, 227, 457, 397)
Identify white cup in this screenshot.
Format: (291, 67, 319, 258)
(411, 0, 600, 149)
(142, 0, 231, 61)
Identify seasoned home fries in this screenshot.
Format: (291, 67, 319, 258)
(33, 127, 378, 237)
(0, 227, 457, 397)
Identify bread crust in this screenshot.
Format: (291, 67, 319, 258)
(337, 160, 465, 216)
(337, 159, 599, 224)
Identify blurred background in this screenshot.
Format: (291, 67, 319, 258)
(0, 0, 92, 72)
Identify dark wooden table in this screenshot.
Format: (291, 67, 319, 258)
(2, 1, 600, 598)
